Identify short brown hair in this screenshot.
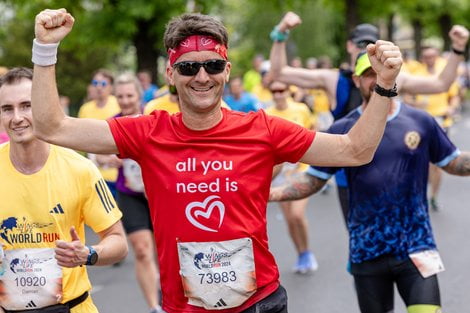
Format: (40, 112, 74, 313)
(164, 13, 229, 50)
(0, 67, 33, 87)
(92, 68, 114, 84)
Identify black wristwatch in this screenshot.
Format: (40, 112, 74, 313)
(374, 83, 398, 97)
(452, 47, 465, 55)
(85, 245, 98, 266)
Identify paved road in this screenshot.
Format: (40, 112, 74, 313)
(87, 109, 470, 313)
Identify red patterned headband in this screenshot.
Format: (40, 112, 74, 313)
(168, 35, 228, 66)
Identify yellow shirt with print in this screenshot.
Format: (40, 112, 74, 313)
(78, 96, 120, 182)
(265, 102, 312, 172)
(0, 144, 122, 313)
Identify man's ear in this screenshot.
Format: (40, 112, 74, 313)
(166, 65, 175, 86)
(352, 74, 360, 88)
(225, 62, 231, 83)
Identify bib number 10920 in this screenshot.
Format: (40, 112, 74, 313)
(15, 276, 47, 287)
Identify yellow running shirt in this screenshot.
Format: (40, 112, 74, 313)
(0, 143, 122, 313)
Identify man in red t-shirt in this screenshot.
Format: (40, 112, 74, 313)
(31, 9, 402, 313)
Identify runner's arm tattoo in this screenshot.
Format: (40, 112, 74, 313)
(442, 152, 470, 176)
(269, 172, 328, 202)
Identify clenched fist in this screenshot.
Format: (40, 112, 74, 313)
(366, 40, 402, 89)
(278, 12, 302, 33)
(449, 25, 469, 52)
(35, 8, 75, 44)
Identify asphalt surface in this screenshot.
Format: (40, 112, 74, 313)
(87, 107, 470, 313)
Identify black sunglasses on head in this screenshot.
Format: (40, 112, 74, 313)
(173, 59, 227, 76)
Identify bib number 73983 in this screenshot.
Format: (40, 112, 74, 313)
(177, 237, 257, 310)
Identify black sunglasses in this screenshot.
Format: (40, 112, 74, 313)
(173, 59, 227, 76)
(271, 89, 287, 94)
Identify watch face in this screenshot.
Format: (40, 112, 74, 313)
(90, 251, 98, 265)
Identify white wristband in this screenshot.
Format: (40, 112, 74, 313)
(32, 38, 59, 66)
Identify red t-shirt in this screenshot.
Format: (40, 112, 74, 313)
(107, 108, 315, 312)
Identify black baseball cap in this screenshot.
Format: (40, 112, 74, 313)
(349, 23, 379, 45)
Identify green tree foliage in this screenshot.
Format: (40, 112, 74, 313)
(0, 0, 218, 114)
(0, 1, 121, 114)
(216, 0, 342, 76)
(1, 0, 468, 114)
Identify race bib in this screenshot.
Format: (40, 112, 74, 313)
(177, 238, 257, 310)
(0, 248, 63, 310)
(409, 249, 445, 278)
(123, 159, 145, 193)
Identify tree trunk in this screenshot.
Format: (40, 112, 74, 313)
(133, 19, 160, 85)
(387, 13, 395, 42)
(438, 13, 452, 51)
(412, 18, 423, 59)
(345, 0, 359, 34)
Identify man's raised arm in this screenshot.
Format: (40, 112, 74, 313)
(300, 41, 402, 167)
(269, 12, 338, 93)
(31, 9, 118, 154)
(398, 25, 469, 94)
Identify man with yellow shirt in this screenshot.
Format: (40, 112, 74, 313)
(265, 80, 318, 274)
(78, 69, 120, 196)
(413, 47, 461, 211)
(78, 69, 119, 119)
(0, 68, 127, 313)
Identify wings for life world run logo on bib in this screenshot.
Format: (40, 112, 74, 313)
(8, 253, 51, 274)
(193, 245, 239, 270)
(175, 158, 238, 232)
(0, 217, 60, 246)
